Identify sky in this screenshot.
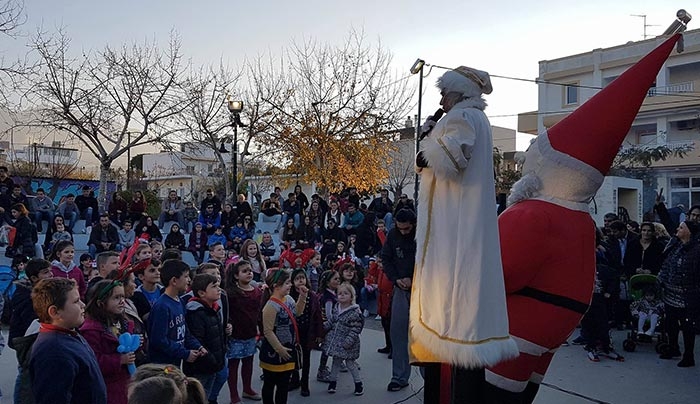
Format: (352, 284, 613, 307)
(3, 0, 694, 153)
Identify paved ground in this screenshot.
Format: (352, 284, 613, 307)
(1, 320, 699, 403)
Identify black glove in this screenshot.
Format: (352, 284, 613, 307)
(416, 151, 428, 168)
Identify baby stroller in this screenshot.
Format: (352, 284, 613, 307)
(622, 274, 668, 353)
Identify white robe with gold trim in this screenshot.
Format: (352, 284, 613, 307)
(410, 99, 518, 368)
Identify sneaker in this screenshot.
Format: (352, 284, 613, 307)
(317, 367, 331, 383)
(375, 315, 382, 320)
(300, 387, 310, 397)
(387, 381, 409, 392)
(327, 381, 336, 394)
(363, 309, 370, 318)
(241, 391, 262, 401)
(586, 349, 600, 362)
(354, 382, 364, 396)
(571, 336, 587, 345)
(377, 347, 391, 354)
(603, 349, 625, 362)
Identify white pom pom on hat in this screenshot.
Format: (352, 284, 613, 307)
(436, 66, 493, 96)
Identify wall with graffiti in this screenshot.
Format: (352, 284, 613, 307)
(13, 176, 117, 205)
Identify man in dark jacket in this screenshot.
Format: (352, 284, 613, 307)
(75, 185, 99, 226)
(88, 214, 119, 257)
(200, 189, 222, 215)
(380, 208, 417, 392)
(368, 189, 394, 228)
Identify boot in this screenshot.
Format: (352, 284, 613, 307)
(678, 354, 695, 367)
(288, 370, 300, 391)
(354, 382, 364, 396)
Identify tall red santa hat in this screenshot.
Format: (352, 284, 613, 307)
(509, 34, 682, 209)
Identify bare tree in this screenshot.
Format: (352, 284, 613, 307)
(24, 30, 190, 210)
(0, 0, 27, 105)
(250, 30, 414, 196)
(179, 63, 242, 200)
(0, 0, 24, 36)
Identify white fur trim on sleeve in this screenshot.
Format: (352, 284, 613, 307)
(420, 120, 475, 178)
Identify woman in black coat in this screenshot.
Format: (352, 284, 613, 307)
(9, 203, 37, 258)
(626, 222, 665, 275)
(164, 223, 186, 251)
(137, 215, 162, 242)
(657, 220, 700, 367)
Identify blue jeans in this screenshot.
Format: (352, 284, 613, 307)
(360, 286, 377, 313)
(390, 287, 411, 384)
(158, 211, 184, 230)
(34, 211, 55, 230)
(281, 213, 300, 229)
(193, 373, 217, 399)
(382, 212, 394, 230)
(208, 363, 229, 402)
(81, 207, 94, 223)
(64, 211, 78, 232)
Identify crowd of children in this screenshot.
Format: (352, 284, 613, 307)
(0, 185, 418, 404)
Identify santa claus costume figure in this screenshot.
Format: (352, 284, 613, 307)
(411, 65, 519, 400)
(486, 33, 683, 403)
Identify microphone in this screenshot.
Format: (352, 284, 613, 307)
(419, 108, 444, 140)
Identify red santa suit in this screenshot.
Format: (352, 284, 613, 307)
(485, 33, 682, 402)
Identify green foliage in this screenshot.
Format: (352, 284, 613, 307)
(610, 143, 695, 215)
(118, 189, 161, 219)
(612, 144, 694, 170)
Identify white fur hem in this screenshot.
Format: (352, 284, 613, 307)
(410, 322, 520, 368)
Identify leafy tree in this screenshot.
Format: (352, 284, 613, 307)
(250, 30, 413, 196)
(610, 143, 694, 214)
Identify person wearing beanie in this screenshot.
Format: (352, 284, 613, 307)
(485, 33, 684, 403)
(657, 220, 700, 367)
(410, 65, 518, 400)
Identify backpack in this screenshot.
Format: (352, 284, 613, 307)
(0, 265, 17, 325)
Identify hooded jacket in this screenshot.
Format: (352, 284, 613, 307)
(50, 259, 87, 299)
(79, 317, 135, 404)
(183, 298, 226, 376)
(323, 303, 363, 360)
(8, 279, 36, 349)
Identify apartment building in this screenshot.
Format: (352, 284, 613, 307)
(519, 28, 700, 210)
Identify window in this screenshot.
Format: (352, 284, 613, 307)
(669, 177, 700, 209)
(564, 84, 579, 105)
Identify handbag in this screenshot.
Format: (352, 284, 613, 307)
(266, 296, 303, 370)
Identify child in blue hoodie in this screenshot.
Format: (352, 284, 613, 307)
(147, 259, 204, 366)
(207, 226, 228, 248)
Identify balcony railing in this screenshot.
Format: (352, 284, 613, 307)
(620, 140, 695, 152)
(648, 81, 694, 97)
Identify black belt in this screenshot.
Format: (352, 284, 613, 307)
(515, 287, 589, 315)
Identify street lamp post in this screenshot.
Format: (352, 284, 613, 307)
(227, 99, 244, 200)
(410, 58, 426, 202)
